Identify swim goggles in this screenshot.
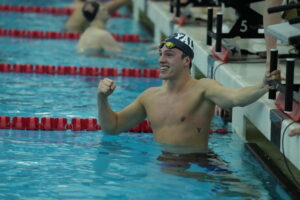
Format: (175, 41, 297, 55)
(159, 41, 176, 49)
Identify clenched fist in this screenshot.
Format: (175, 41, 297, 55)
(97, 78, 116, 97)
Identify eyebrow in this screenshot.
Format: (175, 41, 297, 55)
(161, 49, 176, 54)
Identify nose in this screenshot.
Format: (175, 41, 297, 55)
(159, 54, 166, 64)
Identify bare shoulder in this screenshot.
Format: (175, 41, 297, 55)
(198, 77, 219, 85)
(84, 27, 109, 37)
(197, 78, 221, 89)
(137, 87, 161, 103)
(140, 87, 161, 98)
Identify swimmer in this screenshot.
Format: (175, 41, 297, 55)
(64, 0, 131, 32)
(97, 33, 281, 197)
(76, 1, 122, 53)
(97, 33, 281, 182)
(64, 0, 130, 32)
(76, 1, 150, 65)
(66, 0, 86, 10)
(97, 32, 281, 152)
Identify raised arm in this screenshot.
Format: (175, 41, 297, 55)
(97, 78, 146, 134)
(104, 0, 131, 14)
(204, 70, 281, 109)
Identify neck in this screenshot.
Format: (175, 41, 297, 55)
(90, 19, 106, 29)
(163, 73, 191, 93)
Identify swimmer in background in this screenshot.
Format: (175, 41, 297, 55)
(76, 1, 151, 65)
(66, 0, 112, 10)
(66, 0, 86, 10)
(76, 1, 122, 53)
(64, 0, 131, 33)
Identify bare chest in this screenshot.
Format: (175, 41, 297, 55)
(144, 91, 207, 128)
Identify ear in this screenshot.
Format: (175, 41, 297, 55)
(183, 56, 191, 67)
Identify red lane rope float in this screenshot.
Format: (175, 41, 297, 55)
(0, 4, 128, 17)
(0, 63, 160, 78)
(0, 116, 152, 132)
(0, 115, 229, 134)
(0, 28, 149, 42)
(275, 92, 300, 122)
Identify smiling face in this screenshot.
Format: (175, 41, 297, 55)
(159, 46, 190, 80)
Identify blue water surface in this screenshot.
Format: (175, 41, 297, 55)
(0, 1, 293, 200)
(0, 0, 74, 7)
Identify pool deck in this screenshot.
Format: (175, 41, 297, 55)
(133, 0, 300, 171)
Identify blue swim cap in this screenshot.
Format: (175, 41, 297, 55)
(161, 33, 194, 59)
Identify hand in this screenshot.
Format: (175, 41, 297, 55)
(262, 69, 281, 89)
(289, 128, 300, 137)
(97, 78, 116, 97)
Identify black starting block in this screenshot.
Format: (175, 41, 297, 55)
(268, 49, 300, 122)
(206, 0, 265, 61)
(267, 3, 300, 119)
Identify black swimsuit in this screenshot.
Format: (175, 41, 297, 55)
(157, 151, 231, 173)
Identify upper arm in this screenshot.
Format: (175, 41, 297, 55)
(100, 31, 122, 52)
(115, 94, 147, 132)
(203, 79, 238, 109)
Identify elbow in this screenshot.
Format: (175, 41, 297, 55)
(231, 98, 249, 108)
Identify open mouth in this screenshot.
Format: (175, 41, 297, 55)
(160, 66, 169, 71)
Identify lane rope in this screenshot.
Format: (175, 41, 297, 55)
(0, 29, 150, 42)
(0, 115, 229, 134)
(0, 4, 128, 17)
(0, 63, 160, 78)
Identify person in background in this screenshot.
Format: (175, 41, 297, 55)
(64, 0, 131, 32)
(76, 0, 149, 66)
(96, 33, 281, 170)
(66, 0, 86, 10)
(76, 1, 122, 53)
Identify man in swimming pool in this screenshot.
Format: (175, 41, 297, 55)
(76, 1, 123, 53)
(97, 32, 281, 154)
(65, 0, 131, 33)
(76, 0, 147, 64)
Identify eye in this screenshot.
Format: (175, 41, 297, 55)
(165, 52, 174, 57)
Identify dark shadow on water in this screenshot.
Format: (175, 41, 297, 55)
(157, 151, 263, 199)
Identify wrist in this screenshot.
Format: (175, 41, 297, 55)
(258, 83, 269, 93)
(97, 92, 108, 100)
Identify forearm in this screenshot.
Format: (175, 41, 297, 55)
(105, 0, 130, 14)
(97, 94, 119, 134)
(233, 84, 268, 107)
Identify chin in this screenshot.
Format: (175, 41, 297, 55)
(159, 75, 168, 80)
(159, 72, 169, 80)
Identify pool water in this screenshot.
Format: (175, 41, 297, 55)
(0, 73, 161, 118)
(0, 0, 292, 199)
(0, 119, 291, 200)
(0, 0, 68, 7)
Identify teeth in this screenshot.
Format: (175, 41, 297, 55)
(160, 66, 168, 70)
